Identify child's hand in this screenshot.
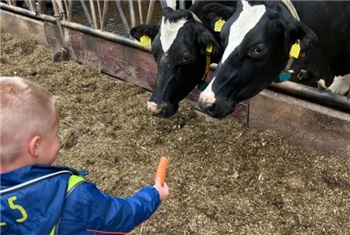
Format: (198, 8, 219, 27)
(154, 177, 169, 201)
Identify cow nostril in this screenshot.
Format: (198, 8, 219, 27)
(205, 102, 215, 114)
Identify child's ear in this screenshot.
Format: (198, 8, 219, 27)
(28, 136, 40, 157)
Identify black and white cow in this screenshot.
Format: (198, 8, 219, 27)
(130, 1, 237, 117)
(198, 0, 350, 118)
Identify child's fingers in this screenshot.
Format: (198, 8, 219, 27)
(155, 177, 161, 185)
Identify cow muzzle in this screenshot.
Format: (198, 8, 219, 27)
(147, 101, 162, 114)
(198, 96, 215, 115)
(147, 101, 178, 118)
(198, 97, 237, 119)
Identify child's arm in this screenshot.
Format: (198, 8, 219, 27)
(59, 182, 163, 234)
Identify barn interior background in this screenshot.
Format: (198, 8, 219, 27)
(1, 1, 350, 234)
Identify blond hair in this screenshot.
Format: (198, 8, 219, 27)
(0, 77, 58, 163)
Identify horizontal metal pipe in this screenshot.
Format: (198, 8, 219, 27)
(270, 81, 350, 111)
(0, 2, 56, 22)
(0, 3, 151, 52)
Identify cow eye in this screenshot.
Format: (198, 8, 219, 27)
(248, 44, 266, 58)
(182, 55, 190, 62)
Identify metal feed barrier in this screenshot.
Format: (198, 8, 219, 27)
(1, 0, 349, 157)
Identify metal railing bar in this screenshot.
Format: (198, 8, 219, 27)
(159, 0, 167, 9)
(88, 0, 98, 29)
(51, 0, 66, 48)
(62, 0, 70, 21)
(179, 0, 185, 9)
(79, 0, 93, 27)
(115, 0, 130, 34)
(96, 0, 102, 25)
(101, 0, 108, 31)
(67, 0, 72, 21)
(128, 0, 135, 28)
(146, 0, 155, 24)
(137, 0, 143, 24)
(55, 0, 66, 21)
(270, 81, 350, 111)
(0, 2, 149, 52)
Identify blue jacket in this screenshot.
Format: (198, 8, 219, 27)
(0, 164, 161, 234)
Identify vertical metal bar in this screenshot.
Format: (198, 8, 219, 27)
(55, 0, 66, 21)
(115, 0, 130, 34)
(159, 0, 167, 9)
(67, 0, 72, 21)
(89, 0, 98, 29)
(63, 0, 69, 20)
(146, 0, 155, 24)
(51, 0, 65, 48)
(137, 0, 143, 24)
(128, 0, 135, 28)
(96, 0, 102, 27)
(27, 0, 34, 12)
(38, 0, 45, 14)
(79, 0, 94, 27)
(179, 0, 185, 9)
(101, 0, 108, 31)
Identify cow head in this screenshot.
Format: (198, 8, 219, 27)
(198, 1, 317, 118)
(131, 7, 222, 117)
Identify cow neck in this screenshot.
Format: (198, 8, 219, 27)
(276, 0, 301, 83)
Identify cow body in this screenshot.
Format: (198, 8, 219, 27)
(198, 0, 350, 118)
(130, 1, 237, 117)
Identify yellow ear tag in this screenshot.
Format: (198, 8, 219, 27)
(206, 43, 213, 53)
(214, 18, 226, 32)
(140, 35, 151, 46)
(205, 43, 213, 73)
(289, 40, 301, 59)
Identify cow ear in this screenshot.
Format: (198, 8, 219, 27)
(201, 3, 236, 31)
(198, 28, 223, 57)
(130, 24, 160, 42)
(286, 21, 318, 52)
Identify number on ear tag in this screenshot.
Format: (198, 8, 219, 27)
(289, 40, 301, 58)
(214, 19, 226, 32)
(140, 35, 151, 46)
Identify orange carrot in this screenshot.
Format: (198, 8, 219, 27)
(154, 157, 169, 186)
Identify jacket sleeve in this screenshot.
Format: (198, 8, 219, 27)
(62, 182, 162, 234)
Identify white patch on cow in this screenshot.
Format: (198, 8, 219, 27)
(160, 17, 187, 53)
(317, 74, 350, 95)
(199, 76, 217, 103)
(221, 1, 267, 64)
